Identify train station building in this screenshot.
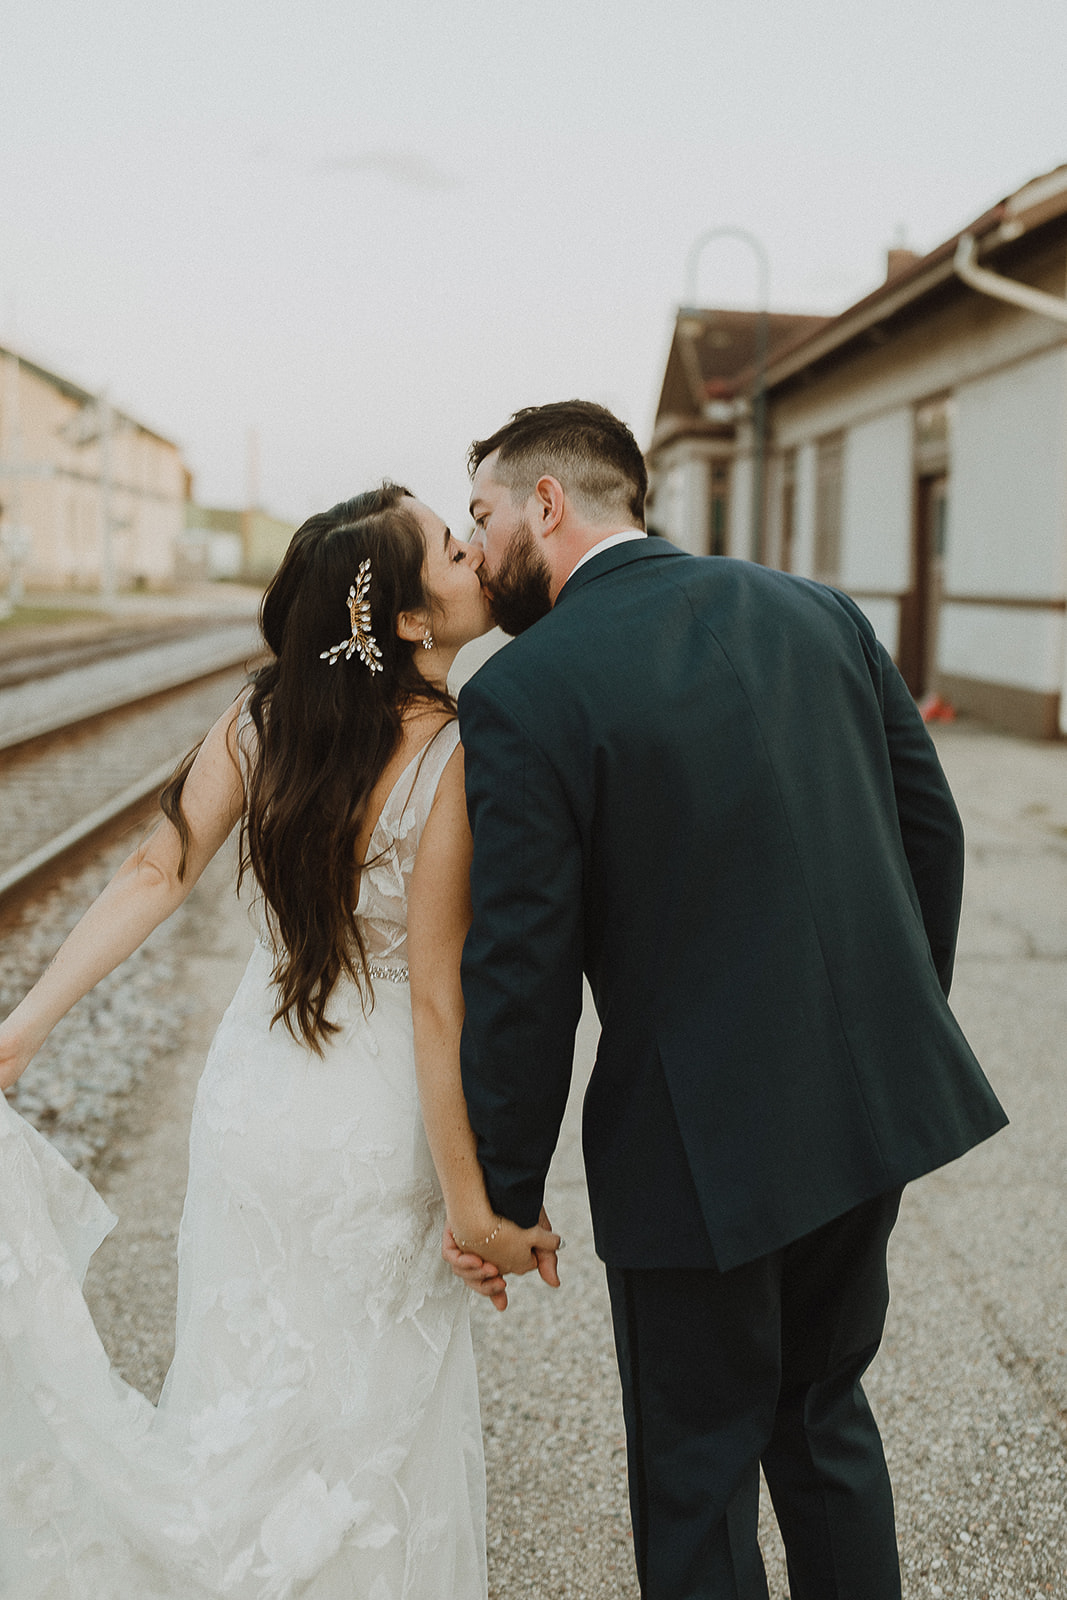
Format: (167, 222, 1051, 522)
(647, 164, 1067, 739)
(0, 345, 188, 598)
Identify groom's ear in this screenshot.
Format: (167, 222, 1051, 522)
(533, 475, 566, 536)
(396, 608, 429, 643)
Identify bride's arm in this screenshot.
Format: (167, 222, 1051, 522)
(408, 745, 559, 1289)
(0, 698, 246, 1092)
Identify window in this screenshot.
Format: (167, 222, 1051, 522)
(914, 396, 951, 478)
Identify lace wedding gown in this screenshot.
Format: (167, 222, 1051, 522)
(0, 719, 487, 1599)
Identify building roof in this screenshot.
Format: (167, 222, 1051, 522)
(652, 308, 832, 449)
(0, 340, 182, 450)
(649, 163, 1067, 455)
(756, 162, 1067, 393)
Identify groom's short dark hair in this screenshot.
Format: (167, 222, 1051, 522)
(469, 400, 647, 528)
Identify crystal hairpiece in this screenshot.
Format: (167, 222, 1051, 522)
(319, 559, 383, 673)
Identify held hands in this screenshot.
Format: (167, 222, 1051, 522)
(0, 1019, 35, 1096)
(442, 1207, 561, 1312)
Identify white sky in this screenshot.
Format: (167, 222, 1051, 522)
(2, 0, 1066, 533)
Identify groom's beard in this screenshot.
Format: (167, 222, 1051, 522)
(483, 517, 553, 636)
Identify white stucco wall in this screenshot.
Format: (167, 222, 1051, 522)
(840, 409, 913, 592)
(757, 268, 1067, 730)
(681, 456, 710, 556)
(948, 347, 1067, 598)
(653, 451, 710, 555)
(847, 595, 900, 656)
(940, 603, 1065, 693)
(654, 459, 685, 548)
(729, 455, 753, 560)
(791, 441, 817, 577)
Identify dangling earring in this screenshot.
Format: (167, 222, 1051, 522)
(422, 628, 434, 651)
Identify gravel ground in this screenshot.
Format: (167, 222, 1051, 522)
(0, 664, 252, 872)
(1, 718, 1064, 1598)
(1, 832, 207, 1172)
(0, 659, 254, 1161)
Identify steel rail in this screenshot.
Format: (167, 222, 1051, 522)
(0, 758, 177, 905)
(0, 622, 260, 754)
(0, 648, 260, 913)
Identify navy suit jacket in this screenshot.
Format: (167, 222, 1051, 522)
(458, 540, 1006, 1271)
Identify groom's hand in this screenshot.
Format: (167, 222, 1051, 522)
(532, 1205, 561, 1289)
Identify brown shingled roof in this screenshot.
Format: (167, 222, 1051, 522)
(654, 308, 832, 427)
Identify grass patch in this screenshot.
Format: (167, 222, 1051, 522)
(0, 604, 105, 631)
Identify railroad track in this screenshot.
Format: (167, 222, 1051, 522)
(0, 620, 260, 753)
(0, 626, 262, 912)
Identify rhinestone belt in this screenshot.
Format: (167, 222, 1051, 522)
(255, 939, 409, 986)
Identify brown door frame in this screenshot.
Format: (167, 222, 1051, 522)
(898, 472, 947, 697)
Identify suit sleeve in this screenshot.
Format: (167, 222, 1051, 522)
(457, 676, 585, 1227)
(834, 590, 966, 993)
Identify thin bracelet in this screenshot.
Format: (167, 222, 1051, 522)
(452, 1218, 503, 1253)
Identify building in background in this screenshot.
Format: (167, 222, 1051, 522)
(180, 503, 296, 586)
(0, 344, 188, 599)
(647, 164, 1067, 738)
(240, 507, 297, 583)
(647, 308, 830, 558)
(179, 505, 244, 583)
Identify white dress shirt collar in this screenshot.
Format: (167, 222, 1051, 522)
(563, 530, 646, 586)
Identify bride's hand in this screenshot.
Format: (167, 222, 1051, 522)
(480, 1215, 560, 1278)
(447, 1210, 560, 1281)
(0, 1022, 34, 1096)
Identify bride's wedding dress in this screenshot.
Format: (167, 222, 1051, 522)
(0, 720, 486, 1599)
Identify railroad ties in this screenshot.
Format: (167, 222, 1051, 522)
(0, 622, 262, 910)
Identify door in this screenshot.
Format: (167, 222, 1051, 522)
(898, 473, 947, 697)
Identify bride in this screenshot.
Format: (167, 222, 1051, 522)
(0, 484, 558, 1599)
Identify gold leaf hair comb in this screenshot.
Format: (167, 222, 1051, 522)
(319, 559, 383, 673)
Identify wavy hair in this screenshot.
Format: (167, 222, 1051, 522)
(161, 485, 454, 1051)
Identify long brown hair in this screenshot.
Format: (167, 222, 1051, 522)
(161, 485, 454, 1051)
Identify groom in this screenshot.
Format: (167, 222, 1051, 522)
(449, 399, 1006, 1599)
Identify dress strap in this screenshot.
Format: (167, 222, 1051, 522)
(413, 719, 461, 791)
(389, 719, 461, 837)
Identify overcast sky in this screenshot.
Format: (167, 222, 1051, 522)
(2, 0, 1065, 533)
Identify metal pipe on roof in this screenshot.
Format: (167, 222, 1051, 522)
(953, 232, 1067, 326)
